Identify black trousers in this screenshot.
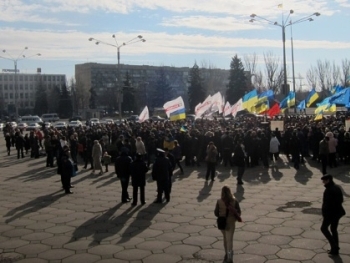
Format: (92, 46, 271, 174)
(61, 174, 71, 192)
(156, 180, 170, 202)
(46, 150, 54, 167)
(120, 176, 130, 202)
(132, 186, 145, 204)
(321, 216, 340, 251)
(206, 162, 216, 180)
(17, 147, 24, 159)
(320, 154, 327, 174)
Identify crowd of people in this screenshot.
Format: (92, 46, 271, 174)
(2, 112, 349, 261)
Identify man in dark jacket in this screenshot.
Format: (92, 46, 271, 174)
(115, 151, 133, 203)
(152, 149, 173, 203)
(320, 174, 346, 255)
(15, 133, 25, 159)
(130, 153, 149, 206)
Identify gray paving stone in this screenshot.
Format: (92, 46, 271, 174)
(39, 248, 75, 260)
(143, 253, 182, 263)
(16, 243, 51, 255)
(277, 248, 316, 260)
(114, 248, 151, 260)
(62, 253, 101, 263)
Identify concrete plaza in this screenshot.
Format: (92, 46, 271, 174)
(0, 135, 349, 263)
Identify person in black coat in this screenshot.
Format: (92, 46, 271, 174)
(115, 151, 133, 203)
(5, 133, 11, 156)
(320, 174, 346, 255)
(152, 149, 173, 203)
(15, 133, 25, 159)
(59, 146, 74, 194)
(233, 139, 246, 185)
(130, 153, 149, 206)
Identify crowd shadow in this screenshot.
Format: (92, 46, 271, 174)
(70, 201, 164, 246)
(4, 190, 64, 223)
(5, 166, 57, 182)
(197, 180, 214, 202)
(294, 165, 313, 185)
(270, 165, 283, 181)
(233, 184, 245, 203)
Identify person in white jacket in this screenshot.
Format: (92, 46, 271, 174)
(135, 137, 147, 159)
(269, 133, 280, 163)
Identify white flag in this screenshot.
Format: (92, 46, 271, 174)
(138, 106, 149, 123)
(223, 101, 232, 116)
(195, 95, 213, 118)
(231, 99, 243, 117)
(163, 96, 185, 117)
(210, 92, 223, 114)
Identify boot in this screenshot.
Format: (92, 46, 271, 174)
(226, 250, 233, 262)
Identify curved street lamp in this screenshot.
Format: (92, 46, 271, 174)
(1, 47, 41, 117)
(249, 11, 320, 100)
(88, 35, 146, 119)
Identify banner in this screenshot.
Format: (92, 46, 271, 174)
(346, 120, 350, 132)
(195, 95, 213, 118)
(210, 92, 223, 114)
(231, 99, 243, 117)
(270, 120, 284, 131)
(163, 96, 185, 117)
(138, 106, 149, 123)
(223, 101, 232, 116)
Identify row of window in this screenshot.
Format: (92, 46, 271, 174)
(0, 74, 65, 82)
(0, 84, 61, 91)
(1, 93, 34, 99)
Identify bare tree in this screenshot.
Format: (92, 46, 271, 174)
(263, 51, 283, 93)
(244, 53, 259, 89)
(331, 61, 340, 87)
(75, 76, 90, 114)
(316, 60, 332, 95)
(341, 58, 350, 87)
(306, 65, 318, 89)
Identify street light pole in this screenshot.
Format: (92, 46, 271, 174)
(250, 11, 320, 113)
(1, 47, 41, 118)
(89, 35, 146, 120)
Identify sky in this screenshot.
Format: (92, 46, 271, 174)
(0, 0, 349, 90)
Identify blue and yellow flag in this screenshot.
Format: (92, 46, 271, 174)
(305, 89, 319, 107)
(242, 89, 258, 113)
(169, 108, 186, 121)
(280, 91, 295, 111)
(297, 100, 306, 110)
(314, 111, 323, 121)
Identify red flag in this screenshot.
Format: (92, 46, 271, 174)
(267, 103, 280, 117)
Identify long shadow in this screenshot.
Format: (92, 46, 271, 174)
(197, 180, 214, 202)
(294, 165, 313, 185)
(96, 174, 119, 188)
(4, 190, 64, 223)
(0, 156, 32, 167)
(70, 202, 164, 246)
(271, 166, 283, 181)
(5, 166, 57, 182)
(329, 255, 344, 263)
(234, 184, 245, 203)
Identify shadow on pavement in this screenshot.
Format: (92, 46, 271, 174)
(197, 180, 214, 202)
(4, 190, 64, 223)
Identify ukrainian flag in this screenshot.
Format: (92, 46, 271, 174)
(297, 100, 306, 110)
(280, 91, 295, 112)
(169, 108, 186, 121)
(314, 111, 323, 121)
(242, 89, 258, 112)
(315, 98, 331, 114)
(254, 100, 270, 114)
(331, 85, 343, 95)
(305, 89, 319, 107)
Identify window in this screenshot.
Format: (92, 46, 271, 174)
(9, 93, 13, 99)
(9, 84, 13, 90)
(30, 76, 33, 81)
(0, 84, 2, 91)
(0, 75, 2, 81)
(25, 84, 28, 90)
(20, 93, 23, 99)
(25, 93, 29, 98)
(48, 76, 51, 81)
(9, 75, 13, 81)
(30, 101, 34, 106)
(4, 93, 8, 99)
(20, 84, 23, 90)
(4, 75, 7, 81)
(30, 84, 33, 90)
(25, 76, 28, 81)
(4, 84, 8, 90)
(19, 75, 23, 81)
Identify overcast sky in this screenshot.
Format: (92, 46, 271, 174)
(0, 0, 349, 90)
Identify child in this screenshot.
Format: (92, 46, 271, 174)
(102, 152, 111, 173)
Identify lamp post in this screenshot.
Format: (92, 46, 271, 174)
(88, 35, 146, 120)
(249, 11, 320, 100)
(289, 13, 320, 113)
(1, 47, 41, 118)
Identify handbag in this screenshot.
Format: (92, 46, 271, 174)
(217, 208, 229, 230)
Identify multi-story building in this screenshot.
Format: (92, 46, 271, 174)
(0, 68, 66, 116)
(75, 62, 232, 113)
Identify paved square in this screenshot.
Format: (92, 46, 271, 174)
(0, 135, 349, 263)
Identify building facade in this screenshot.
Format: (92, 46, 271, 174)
(0, 68, 66, 116)
(75, 62, 232, 113)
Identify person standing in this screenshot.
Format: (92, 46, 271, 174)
(92, 140, 103, 175)
(15, 133, 25, 159)
(60, 146, 74, 194)
(319, 136, 329, 175)
(214, 185, 242, 263)
(5, 133, 12, 156)
(130, 153, 149, 206)
(172, 140, 184, 175)
(115, 150, 133, 203)
(135, 136, 147, 159)
(205, 141, 218, 181)
(326, 132, 338, 168)
(320, 174, 346, 255)
(152, 149, 173, 203)
(233, 139, 245, 185)
(269, 133, 280, 164)
(44, 135, 54, 167)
